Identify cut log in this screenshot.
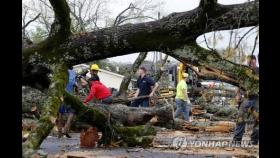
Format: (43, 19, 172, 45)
(191, 106, 207, 115)
(64, 93, 159, 146)
(112, 94, 175, 105)
(195, 98, 238, 118)
(99, 104, 173, 126)
(171, 118, 235, 133)
(205, 121, 235, 133)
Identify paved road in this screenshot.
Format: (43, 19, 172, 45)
(41, 132, 258, 158)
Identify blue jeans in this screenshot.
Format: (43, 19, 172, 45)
(101, 96, 113, 104)
(233, 97, 259, 143)
(130, 98, 149, 107)
(59, 103, 75, 114)
(175, 99, 191, 121)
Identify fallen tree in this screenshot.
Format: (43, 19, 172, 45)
(23, 0, 259, 93)
(172, 118, 235, 133)
(22, 0, 259, 156)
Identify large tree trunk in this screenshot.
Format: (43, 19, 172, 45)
(117, 52, 148, 97)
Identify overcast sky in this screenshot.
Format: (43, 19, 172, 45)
(23, 0, 258, 64)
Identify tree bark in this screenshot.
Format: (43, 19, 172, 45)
(64, 92, 174, 127)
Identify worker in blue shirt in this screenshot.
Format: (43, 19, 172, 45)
(130, 67, 159, 107)
(57, 66, 77, 138)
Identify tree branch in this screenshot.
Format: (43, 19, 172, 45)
(251, 32, 259, 55)
(118, 16, 157, 25)
(169, 42, 258, 92)
(113, 3, 141, 26)
(234, 26, 258, 49)
(23, 0, 71, 52)
(22, 13, 41, 30)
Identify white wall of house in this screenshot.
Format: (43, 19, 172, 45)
(98, 69, 133, 90)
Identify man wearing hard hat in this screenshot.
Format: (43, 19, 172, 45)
(79, 64, 100, 87)
(90, 64, 100, 77)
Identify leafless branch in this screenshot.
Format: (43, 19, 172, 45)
(228, 29, 233, 48)
(203, 33, 213, 51)
(113, 3, 141, 26)
(213, 31, 216, 50)
(83, 0, 94, 20)
(22, 13, 41, 30)
(234, 26, 258, 49)
(203, 13, 214, 51)
(90, 1, 102, 30)
(245, 29, 258, 40)
(68, 0, 104, 32)
(251, 33, 259, 55)
(22, 5, 29, 37)
(118, 16, 157, 25)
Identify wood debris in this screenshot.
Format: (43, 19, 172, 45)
(80, 127, 99, 148)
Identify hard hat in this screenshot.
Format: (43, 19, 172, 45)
(182, 73, 188, 78)
(90, 64, 99, 71)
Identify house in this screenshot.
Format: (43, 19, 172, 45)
(73, 64, 136, 91)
